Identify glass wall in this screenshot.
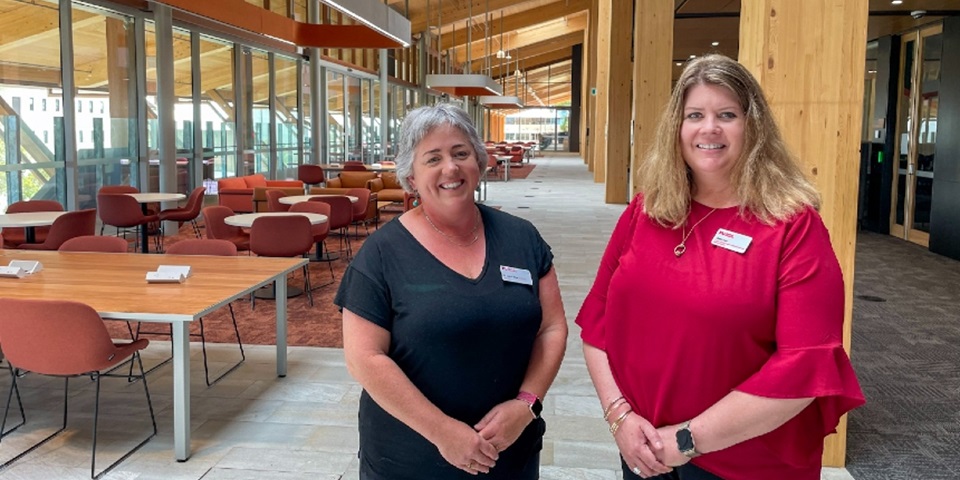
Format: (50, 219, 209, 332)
(327, 70, 344, 162)
(275, 54, 299, 178)
(145, 23, 194, 195)
(198, 35, 237, 181)
(246, 48, 270, 176)
(0, 0, 65, 211)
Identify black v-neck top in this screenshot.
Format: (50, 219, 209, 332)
(335, 204, 553, 479)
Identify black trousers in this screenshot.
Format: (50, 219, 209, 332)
(621, 457, 725, 480)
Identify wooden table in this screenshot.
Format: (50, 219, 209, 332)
(0, 211, 67, 243)
(0, 249, 306, 462)
(126, 192, 186, 253)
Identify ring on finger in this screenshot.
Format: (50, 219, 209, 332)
(632, 466, 642, 476)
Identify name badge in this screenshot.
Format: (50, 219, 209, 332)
(500, 265, 533, 285)
(711, 228, 753, 254)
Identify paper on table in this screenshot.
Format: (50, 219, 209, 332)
(157, 265, 191, 278)
(146, 271, 186, 284)
(8, 260, 42, 274)
(0, 266, 28, 278)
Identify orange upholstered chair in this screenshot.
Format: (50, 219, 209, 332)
(159, 186, 206, 238)
(289, 201, 335, 284)
(345, 187, 376, 236)
(59, 235, 130, 253)
(17, 209, 97, 251)
(0, 298, 156, 479)
(1, 199, 64, 248)
(297, 164, 326, 190)
(165, 239, 244, 386)
(201, 205, 250, 252)
(250, 215, 314, 306)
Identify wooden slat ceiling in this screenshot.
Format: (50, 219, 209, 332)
(2, 0, 958, 112)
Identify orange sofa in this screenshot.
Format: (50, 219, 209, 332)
(217, 174, 303, 213)
(377, 172, 405, 203)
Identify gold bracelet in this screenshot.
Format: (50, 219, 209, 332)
(602, 396, 627, 421)
(609, 408, 632, 436)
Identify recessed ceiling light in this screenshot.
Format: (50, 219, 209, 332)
(675, 62, 682, 66)
(891, 0, 903, 4)
(711, 41, 719, 47)
(689, 54, 696, 59)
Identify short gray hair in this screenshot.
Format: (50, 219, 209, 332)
(394, 103, 488, 192)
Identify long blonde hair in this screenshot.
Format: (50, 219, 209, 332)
(639, 54, 820, 226)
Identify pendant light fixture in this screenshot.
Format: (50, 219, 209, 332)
(424, 0, 502, 97)
(480, 8, 522, 109)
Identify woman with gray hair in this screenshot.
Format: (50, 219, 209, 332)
(336, 103, 567, 479)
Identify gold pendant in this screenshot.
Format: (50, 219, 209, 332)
(674, 244, 685, 257)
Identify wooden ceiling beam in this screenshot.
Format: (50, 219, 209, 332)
(403, 0, 529, 35)
(439, 0, 589, 50)
(454, 12, 586, 69)
(481, 32, 581, 76)
(489, 48, 572, 79)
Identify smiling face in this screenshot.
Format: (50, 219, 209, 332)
(679, 83, 745, 190)
(407, 124, 481, 210)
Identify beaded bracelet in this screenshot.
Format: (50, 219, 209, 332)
(609, 408, 632, 436)
(602, 396, 627, 421)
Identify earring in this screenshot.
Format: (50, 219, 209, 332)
(412, 190, 420, 207)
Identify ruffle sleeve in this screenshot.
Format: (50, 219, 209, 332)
(575, 195, 644, 350)
(735, 207, 865, 465)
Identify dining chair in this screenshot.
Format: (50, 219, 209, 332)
(288, 201, 336, 285)
(309, 195, 354, 259)
(250, 215, 314, 306)
(97, 185, 154, 235)
(0, 298, 156, 479)
(158, 186, 206, 238)
(343, 160, 367, 171)
(162, 239, 244, 386)
(297, 164, 325, 191)
(59, 235, 130, 253)
(201, 205, 250, 252)
(17, 209, 97, 251)
(97, 194, 161, 253)
(265, 189, 290, 212)
(1, 199, 64, 248)
(344, 187, 374, 236)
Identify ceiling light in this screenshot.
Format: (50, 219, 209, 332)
(689, 54, 696, 59)
(322, 0, 411, 47)
(711, 41, 719, 47)
(675, 62, 682, 66)
(891, 0, 903, 4)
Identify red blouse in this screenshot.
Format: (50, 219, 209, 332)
(576, 196, 865, 480)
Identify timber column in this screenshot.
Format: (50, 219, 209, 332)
(739, 0, 868, 467)
(593, 0, 632, 202)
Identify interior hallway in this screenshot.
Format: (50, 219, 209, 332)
(5, 154, 956, 479)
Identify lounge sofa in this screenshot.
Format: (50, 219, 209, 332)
(377, 172, 405, 203)
(217, 174, 303, 213)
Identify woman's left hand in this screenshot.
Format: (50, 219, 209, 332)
(654, 424, 692, 468)
(474, 399, 534, 453)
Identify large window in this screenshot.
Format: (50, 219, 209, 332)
(0, 0, 65, 210)
(327, 70, 344, 162)
(198, 36, 237, 180)
(275, 54, 299, 178)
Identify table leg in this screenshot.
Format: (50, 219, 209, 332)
(276, 276, 288, 377)
(24, 226, 36, 244)
(171, 322, 191, 461)
(140, 204, 150, 254)
(504, 161, 511, 181)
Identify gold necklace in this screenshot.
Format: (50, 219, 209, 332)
(674, 208, 719, 257)
(423, 207, 482, 247)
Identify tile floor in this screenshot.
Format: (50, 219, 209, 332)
(0, 155, 853, 479)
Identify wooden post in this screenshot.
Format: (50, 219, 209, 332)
(738, 0, 868, 466)
(595, 0, 632, 203)
(630, 0, 673, 198)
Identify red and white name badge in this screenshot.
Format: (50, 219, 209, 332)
(711, 228, 753, 254)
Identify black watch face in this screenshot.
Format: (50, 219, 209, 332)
(531, 399, 543, 418)
(676, 428, 694, 451)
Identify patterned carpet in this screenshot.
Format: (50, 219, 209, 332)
(846, 231, 960, 479)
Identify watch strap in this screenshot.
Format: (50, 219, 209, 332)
(515, 391, 542, 419)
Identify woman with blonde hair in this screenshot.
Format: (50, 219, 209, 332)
(577, 54, 864, 479)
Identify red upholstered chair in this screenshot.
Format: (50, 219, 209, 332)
(159, 186, 206, 238)
(59, 235, 130, 253)
(250, 215, 314, 306)
(297, 164, 325, 190)
(98, 185, 159, 235)
(345, 187, 375, 236)
(343, 161, 366, 171)
(310, 195, 354, 259)
(289, 201, 335, 284)
(0, 298, 156, 479)
(165, 239, 244, 386)
(201, 205, 250, 252)
(1, 199, 64, 248)
(265, 189, 290, 212)
(403, 191, 417, 211)
(97, 194, 162, 253)
(17, 209, 97, 251)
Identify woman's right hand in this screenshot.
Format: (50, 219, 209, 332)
(433, 419, 500, 475)
(614, 412, 673, 478)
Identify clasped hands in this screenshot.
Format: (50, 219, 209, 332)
(613, 412, 692, 478)
(435, 399, 533, 475)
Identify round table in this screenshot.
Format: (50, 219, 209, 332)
(495, 155, 513, 181)
(278, 194, 358, 205)
(0, 211, 67, 244)
(126, 192, 186, 253)
(225, 212, 328, 299)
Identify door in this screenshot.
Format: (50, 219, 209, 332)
(891, 25, 941, 246)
